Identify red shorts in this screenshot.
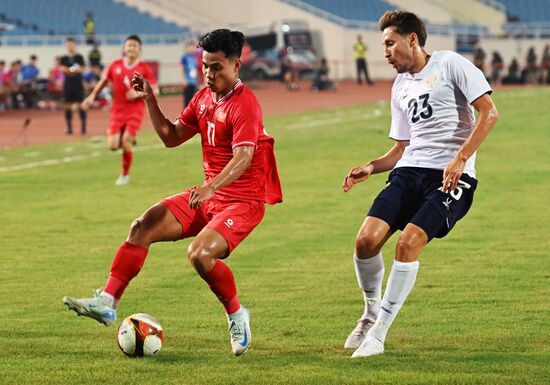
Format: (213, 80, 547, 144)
(108, 110, 144, 137)
(161, 189, 265, 253)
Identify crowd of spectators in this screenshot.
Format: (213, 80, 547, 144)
(0, 44, 108, 112)
(473, 43, 550, 85)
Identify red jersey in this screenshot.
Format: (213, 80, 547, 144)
(177, 80, 282, 204)
(105, 58, 157, 114)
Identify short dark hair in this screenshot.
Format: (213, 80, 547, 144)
(198, 29, 244, 59)
(379, 10, 427, 47)
(126, 34, 142, 45)
(66, 37, 76, 43)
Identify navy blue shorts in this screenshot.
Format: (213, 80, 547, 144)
(367, 167, 478, 241)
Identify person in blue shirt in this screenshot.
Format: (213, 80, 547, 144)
(181, 41, 199, 107)
(22, 55, 39, 81)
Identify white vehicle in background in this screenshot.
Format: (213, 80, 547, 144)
(239, 20, 318, 80)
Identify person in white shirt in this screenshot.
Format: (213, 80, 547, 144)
(342, 10, 499, 358)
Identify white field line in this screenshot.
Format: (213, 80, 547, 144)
(0, 143, 164, 173)
(0, 110, 387, 174)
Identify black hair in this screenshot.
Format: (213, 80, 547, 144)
(126, 34, 142, 45)
(379, 10, 427, 47)
(65, 37, 76, 43)
(198, 29, 244, 59)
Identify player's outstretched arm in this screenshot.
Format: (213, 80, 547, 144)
(443, 93, 499, 192)
(188, 145, 254, 209)
(82, 77, 109, 109)
(343, 140, 409, 192)
(132, 72, 195, 147)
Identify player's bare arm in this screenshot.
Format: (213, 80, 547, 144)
(443, 93, 499, 192)
(188, 145, 254, 209)
(132, 71, 195, 147)
(82, 77, 109, 109)
(343, 140, 409, 192)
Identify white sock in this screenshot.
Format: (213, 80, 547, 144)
(368, 260, 419, 343)
(228, 306, 244, 318)
(354, 252, 384, 321)
(99, 291, 118, 309)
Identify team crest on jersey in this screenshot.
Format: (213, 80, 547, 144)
(217, 111, 227, 123)
(426, 74, 438, 88)
(199, 103, 206, 114)
(115, 67, 122, 75)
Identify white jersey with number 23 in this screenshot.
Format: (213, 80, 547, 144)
(389, 50, 492, 178)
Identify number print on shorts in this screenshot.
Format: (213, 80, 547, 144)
(207, 121, 216, 146)
(450, 179, 472, 200)
(407, 93, 433, 123)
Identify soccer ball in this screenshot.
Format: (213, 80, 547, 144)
(117, 313, 165, 357)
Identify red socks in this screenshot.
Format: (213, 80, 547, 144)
(103, 243, 239, 315)
(104, 242, 148, 300)
(203, 260, 241, 314)
(122, 150, 133, 176)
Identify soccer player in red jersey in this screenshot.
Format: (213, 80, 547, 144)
(82, 35, 158, 186)
(64, 29, 283, 356)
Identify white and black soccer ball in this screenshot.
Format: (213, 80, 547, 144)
(117, 313, 165, 357)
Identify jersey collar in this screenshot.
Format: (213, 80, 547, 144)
(211, 79, 243, 104)
(404, 51, 438, 80)
(123, 57, 141, 69)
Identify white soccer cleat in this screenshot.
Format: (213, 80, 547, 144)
(351, 335, 385, 358)
(227, 307, 251, 356)
(115, 175, 129, 186)
(344, 318, 375, 349)
(63, 289, 117, 326)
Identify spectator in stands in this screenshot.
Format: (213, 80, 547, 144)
(354, 35, 373, 85)
(84, 12, 96, 45)
(48, 56, 64, 97)
(181, 41, 199, 107)
(88, 42, 102, 67)
(472, 43, 487, 76)
(22, 54, 39, 82)
(7, 60, 24, 109)
(490, 51, 504, 84)
(525, 46, 538, 84)
(60, 37, 87, 135)
(502, 58, 521, 85)
(541, 44, 550, 85)
(21, 54, 40, 108)
(39, 56, 65, 110)
(311, 57, 335, 92)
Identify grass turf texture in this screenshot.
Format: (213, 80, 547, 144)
(0, 87, 549, 385)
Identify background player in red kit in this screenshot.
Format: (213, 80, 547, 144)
(64, 29, 282, 356)
(82, 35, 158, 186)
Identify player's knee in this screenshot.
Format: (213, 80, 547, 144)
(355, 233, 382, 258)
(187, 243, 214, 274)
(127, 217, 144, 242)
(395, 233, 424, 262)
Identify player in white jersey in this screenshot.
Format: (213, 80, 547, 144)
(342, 10, 499, 358)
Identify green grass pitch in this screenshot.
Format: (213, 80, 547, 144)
(1, 87, 549, 385)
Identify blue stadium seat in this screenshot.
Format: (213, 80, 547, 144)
(498, 0, 550, 22)
(299, 0, 394, 21)
(0, 0, 188, 37)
